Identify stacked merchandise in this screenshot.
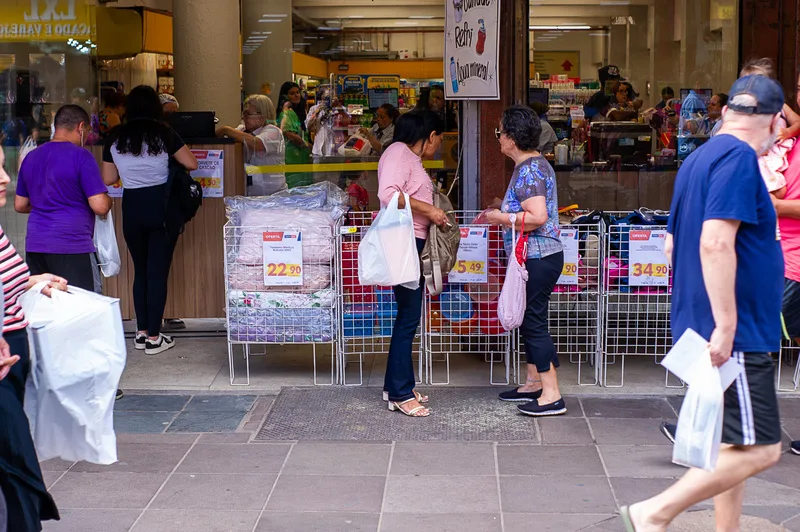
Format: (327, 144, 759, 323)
(224, 182, 348, 343)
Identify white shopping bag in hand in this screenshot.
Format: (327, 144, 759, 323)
(358, 191, 420, 289)
(661, 329, 743, 471)
(93, 212, 121, 277)
(22, 284, 126, 465)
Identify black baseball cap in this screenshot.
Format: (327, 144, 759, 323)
(727, 75, 784, 115)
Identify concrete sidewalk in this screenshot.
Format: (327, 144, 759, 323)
(40, 393, 800, 532)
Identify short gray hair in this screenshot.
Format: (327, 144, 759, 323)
(244, 94, 276, 121)
(159, 93, 179, 109)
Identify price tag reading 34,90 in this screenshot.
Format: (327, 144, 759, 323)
(263, 231, 303, 286)
(628, 228, 669, 286)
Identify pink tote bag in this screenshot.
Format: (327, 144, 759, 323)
(497, 213, 529, 331)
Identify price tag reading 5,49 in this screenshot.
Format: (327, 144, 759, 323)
(454, 260, 485, 275)
(448, 227, 488, 284)
(263, 231, 304, 286)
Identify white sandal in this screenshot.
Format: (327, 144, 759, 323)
(388, 398, 431, 417)
(383, 390, 429, 403)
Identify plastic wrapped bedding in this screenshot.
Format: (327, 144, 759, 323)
(227, 289, 335, 343)
(232, 209, 336, 264)
(227, 263, 331, 292)
(225, 181, 349, 223)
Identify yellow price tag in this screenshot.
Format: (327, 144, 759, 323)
(454, 260, 485, 275)
(561, 262, 578, 276)
(632, 263, 668, 277)
(340, 226, 358, 234)
(266, 263, 302, 277)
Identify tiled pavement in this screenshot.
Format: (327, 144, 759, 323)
(40, 393, 800, 532)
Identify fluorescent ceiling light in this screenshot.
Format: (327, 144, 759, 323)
(293, 42, 310, 46)
(259, 19, 283, 23)
(317, 26, 341, 31)
(261, 13, 287, 17)
(395, 21, 419, 26)
(409, 15, 435, 19)
(346, 15, 365, 18)
(589, 32, 609, 37)
(530, 25, 591, 30)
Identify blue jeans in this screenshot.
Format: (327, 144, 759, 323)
(384, 238, 425, 402)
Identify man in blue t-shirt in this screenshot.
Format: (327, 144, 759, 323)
(621, 76, 785, 532)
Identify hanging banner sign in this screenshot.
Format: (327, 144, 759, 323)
(190, 149, 224, 198)
(0, 1, 94, 42)
(628, 228, 669, 286)
(448, 226, 489, 284)
(557, 227, 579, 285)
(444, 0, 500, 100)
(263, 231, 303, 286)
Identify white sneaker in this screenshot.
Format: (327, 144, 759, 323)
(134, 333, 147, 351)
(144, 334, 175, 355)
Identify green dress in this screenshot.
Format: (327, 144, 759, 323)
(278, 109, 312, 188)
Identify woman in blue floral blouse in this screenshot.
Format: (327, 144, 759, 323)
(484, 105, 566, 417)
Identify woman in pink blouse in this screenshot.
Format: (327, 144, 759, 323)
(377, 110, 447, 417)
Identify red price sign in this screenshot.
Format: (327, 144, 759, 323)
(266, 263, 302, 277)
(632, 263, 668, 277)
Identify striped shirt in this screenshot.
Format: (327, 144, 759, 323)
(0, 228, 30, 334)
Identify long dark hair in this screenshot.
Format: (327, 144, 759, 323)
(277, 81, 307, 128)
(110, 85, 174, 156)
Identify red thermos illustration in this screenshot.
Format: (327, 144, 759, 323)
(476, 19, 486, 55)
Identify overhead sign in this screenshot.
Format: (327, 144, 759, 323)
(0, 0, 94, 42)
(444, 0, 500, 100)
(532, 51, 581, 77)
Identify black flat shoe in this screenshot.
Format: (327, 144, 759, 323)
(517, 398, 567, 417)
(499, 387, 543, 402)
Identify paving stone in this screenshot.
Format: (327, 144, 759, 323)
(500, 476, 616, 514)
(197, 433, 252, 444)
(49, 472, 167, 509)
(666, 395, 684, 415)
(669, 509, 786, 532)
(115, 433, 199, 445)
(283, 442, 390, 476)
(610, 477, 680, 506)
(538, 418, 595, 445)
(588, 418, 672, 445)
(738, 505, 800, 526)
(740, 478, 800, 506)
(184, 395, 257, 412)
(71, 443, 191, 474)
(778, 398, 800, 419)
(755, 453, 800, 490)
(255, 512, 380, 532)
(580, 397, 676, 419)
(151, 474, 276, 510)
(42, 470, 64, 489)
(39, 459, 74, 472)
(390, 442, 495, 476)
(781, 418, 800, 440)
(266, 475, 385, 513)
(786, 513, 800, 532)
(176, 443, 291, 475)
(114, 411, 177, 434)
(380, 513, 502, 532)
(132, 509, 259, 532)
(383, 476, 499, 514)
(497, 445, 605, 476)
(598, 445, 685, 478)
(503, 513, 618, 532)
(114, 395, 191, 412)
(242, 421, 263, 432)
(42, 509, 141, 532)
(166, 410, 246, 433)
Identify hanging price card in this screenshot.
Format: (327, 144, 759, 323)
(557, 228, 580, 285)
(263, 231, 303, 286)
(448, 226, 488, 284)
(628, 228, 669, 286)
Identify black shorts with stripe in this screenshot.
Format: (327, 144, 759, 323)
(722, 352, 782, 446)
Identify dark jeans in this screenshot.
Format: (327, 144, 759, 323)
(384, 238, 425, 402)
(0, 329, 59, 531)
(520, 251, 564, 373)
(26, 252, 96, 293)
(122, 185, 180, 337)
(783, 278, 800, 340)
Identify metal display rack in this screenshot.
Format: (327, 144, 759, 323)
(224, 222, 338, 386)
(336, 212, 424, 386)
(778, 338, 800, 392)
(423, 211, 512, 386)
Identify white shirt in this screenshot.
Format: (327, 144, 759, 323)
(109, 142, 170, 189)
(239, 124, 287, 196)
(371, 123, 394, 154)
(538, 120, 559, 154)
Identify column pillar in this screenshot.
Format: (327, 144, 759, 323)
(478, 0, 529, 208)
(172, 0, 241, 128)
(241, 0, 293, 101)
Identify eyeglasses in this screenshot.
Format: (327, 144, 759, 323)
(243, 112, 261, 117)
(494, 128, 503, 139)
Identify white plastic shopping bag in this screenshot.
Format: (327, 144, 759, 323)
(93, 212, 121, 277)
(661, 329, 743, 471)
(21, 285, 127, 465)
(17, 136, 37, 171)
(358, 191, 420, 289)
(497, 214, 528, 331)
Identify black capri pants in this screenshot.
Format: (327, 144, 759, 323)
(519, 251, 563, 372)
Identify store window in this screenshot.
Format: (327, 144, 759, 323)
(239, 0, 458, 209)
(530, 0, 739, 211)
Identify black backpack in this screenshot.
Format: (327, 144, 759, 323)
(165, 158, 203, 233)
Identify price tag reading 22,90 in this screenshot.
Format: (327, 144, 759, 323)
(262, 231, 303, 286)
